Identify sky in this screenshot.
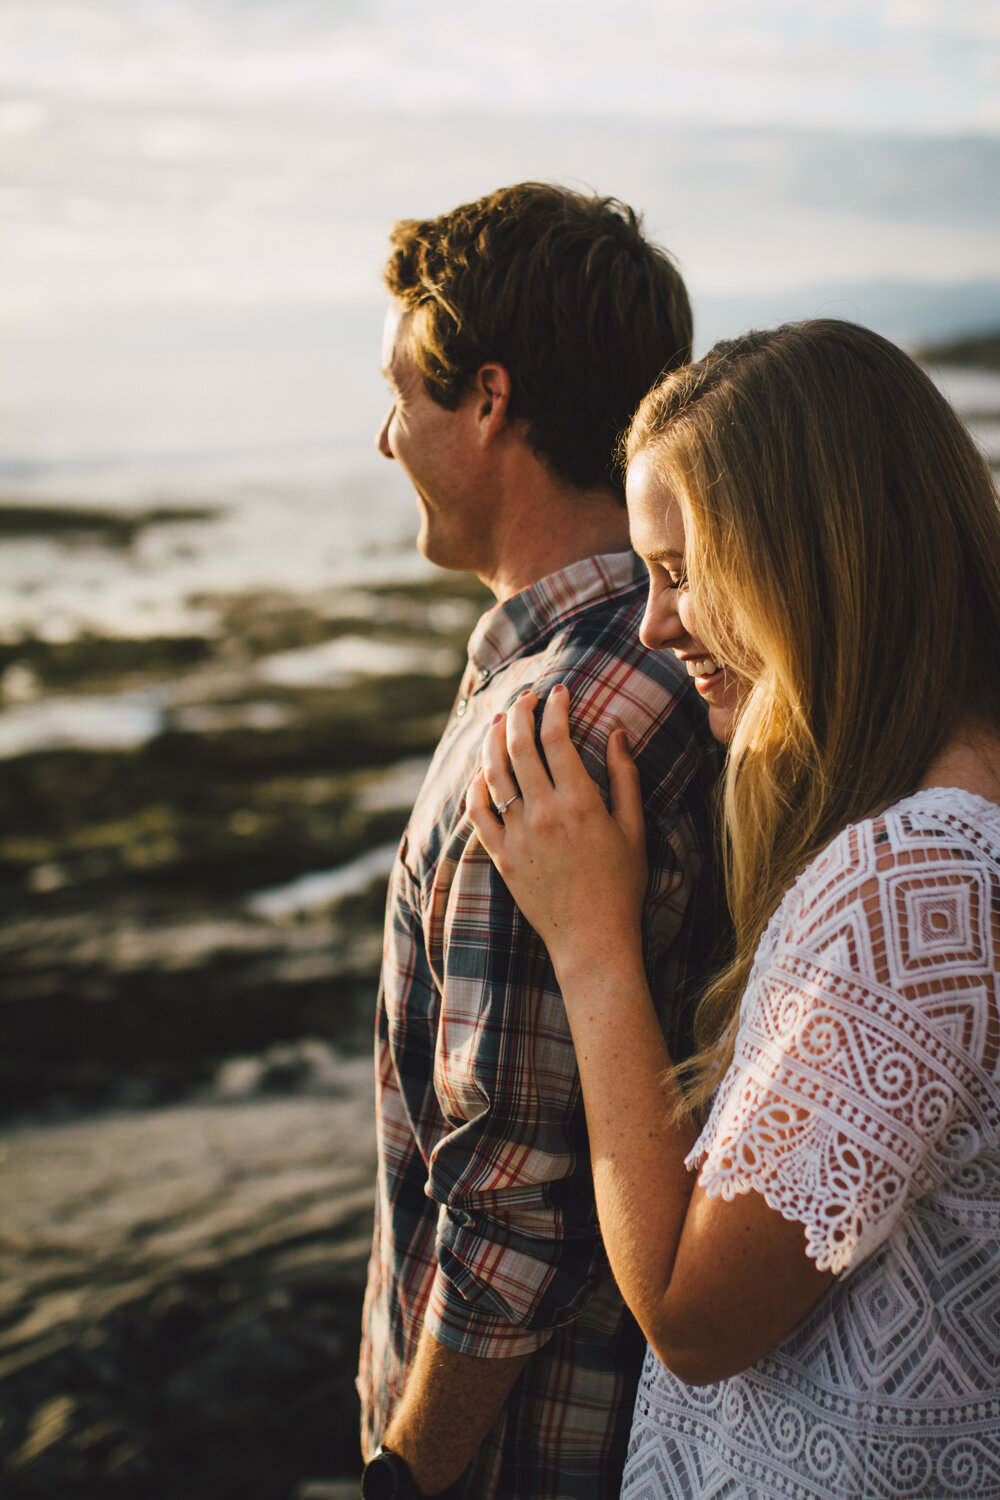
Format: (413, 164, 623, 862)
(1, 0, 999, 475)
(5, 0, 999, 130)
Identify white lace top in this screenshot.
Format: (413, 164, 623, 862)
(623, 788, 1000, 1500)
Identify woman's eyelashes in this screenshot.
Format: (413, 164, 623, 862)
(643, 556, 687, 591)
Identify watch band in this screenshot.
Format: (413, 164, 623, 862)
(361, 1445, 421, 1500)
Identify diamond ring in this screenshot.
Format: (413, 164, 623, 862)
(495, 792, 521, 815)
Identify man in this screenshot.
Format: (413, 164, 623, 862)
(359, 183, 721, 1500)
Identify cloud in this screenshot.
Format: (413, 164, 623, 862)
(2, 0, 999, 130)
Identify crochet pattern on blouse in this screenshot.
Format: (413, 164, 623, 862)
(623, 788, 1000, 1500)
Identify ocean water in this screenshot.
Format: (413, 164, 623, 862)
(0, 446, 428, 643)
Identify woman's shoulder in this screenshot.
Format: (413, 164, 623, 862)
(731, 790, 1000, 1078)
(698, 792, 1000, 1277)
(781, 786, 1000, 938)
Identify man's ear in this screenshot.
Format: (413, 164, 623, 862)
(473, 363, 513, 444)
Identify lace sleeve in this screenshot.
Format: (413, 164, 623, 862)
(688, 807, 1000, 1275)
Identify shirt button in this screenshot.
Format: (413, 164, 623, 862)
(477, 668, 490, 682)
(456, 698, 468, 716)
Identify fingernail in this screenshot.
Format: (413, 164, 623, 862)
(615, 729, 631, 753)
(552, 683, 568, 696)
(492, 713, 504, 724)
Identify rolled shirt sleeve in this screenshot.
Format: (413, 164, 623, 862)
(423, 848, 601, 1354)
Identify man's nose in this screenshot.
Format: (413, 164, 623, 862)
(376, 407, 395, 459)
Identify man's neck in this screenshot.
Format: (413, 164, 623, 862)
(477, 468, 632, 603)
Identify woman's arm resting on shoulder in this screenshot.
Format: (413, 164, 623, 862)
(467, 686, 833, 1386)
(522, 916, 833, 1386)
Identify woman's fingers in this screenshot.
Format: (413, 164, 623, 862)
(503, 691, 554, 803)
(607, 729, 645, 848)
(481, 711, 521, 809)
(469, 689, 649, 962)
(536, 683, 592, 791)
(467, 767, 505, 857)
(479, 687, 640, 854)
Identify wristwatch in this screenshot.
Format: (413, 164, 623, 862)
(361, 1445, 421, 1500)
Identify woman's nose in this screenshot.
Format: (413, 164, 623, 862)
(639, 586, 683, 651)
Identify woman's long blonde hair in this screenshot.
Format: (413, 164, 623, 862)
(627, 320, 1000, 1113)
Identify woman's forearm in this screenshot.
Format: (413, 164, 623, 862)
(552, 935, 701, 1343)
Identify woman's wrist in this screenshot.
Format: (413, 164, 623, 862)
(550, 921, 646, 1001)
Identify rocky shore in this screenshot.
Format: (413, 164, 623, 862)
(0, 563, 489, 1119)
(0, 543, 489, 1497)
(1, 1059, 376, 1499)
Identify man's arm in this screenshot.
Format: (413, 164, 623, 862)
(380, 1330, 530, 1494)
(370, 829, 594, 1491)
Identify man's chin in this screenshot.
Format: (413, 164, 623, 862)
(415, 522, 475, 575)
(415, 533, 453, 571)
(414, 511, 439, 564)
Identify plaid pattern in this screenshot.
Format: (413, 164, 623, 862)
(358, 552, 722, 1499)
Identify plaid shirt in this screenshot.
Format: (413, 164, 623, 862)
(358, 552, 722, 1499)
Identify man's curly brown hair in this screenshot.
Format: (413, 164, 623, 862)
(384, 182, 692, 498)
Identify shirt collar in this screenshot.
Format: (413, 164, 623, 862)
(468, 550, 644, 673)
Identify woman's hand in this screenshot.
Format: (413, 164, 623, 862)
(467, 683, 648, 980)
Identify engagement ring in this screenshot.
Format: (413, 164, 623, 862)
(496, 793, 521, 815)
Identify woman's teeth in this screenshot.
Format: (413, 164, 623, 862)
(687, 658, 722, 677)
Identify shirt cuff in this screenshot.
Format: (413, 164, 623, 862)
(422, 1200, 599, 1358)
(424, 1263, 555, 1359)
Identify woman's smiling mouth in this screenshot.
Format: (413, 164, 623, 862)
(682, 655, 724, 681)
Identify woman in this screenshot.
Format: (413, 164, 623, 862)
(467, 321, 1000, 1498)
